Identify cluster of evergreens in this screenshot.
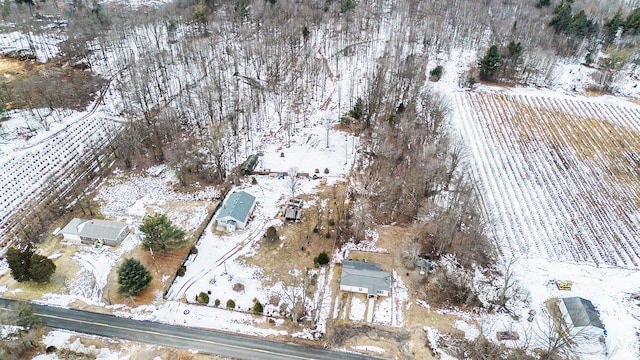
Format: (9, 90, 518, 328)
(6, 245, 56, 283)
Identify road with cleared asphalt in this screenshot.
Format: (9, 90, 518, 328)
(0, 298, 377, 360)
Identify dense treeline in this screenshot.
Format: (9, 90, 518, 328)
(2, 0, 639, 256)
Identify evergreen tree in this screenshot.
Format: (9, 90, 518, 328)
(536, 0, 551, 8)
(348, 97, 365, 121)
(252, 299, 264, 314)
(313, 251, 330, 266)
(6, 245, 34, 282)
(429, 65, 444, 81)
(549, 1, 573, 33)
(624, 8, 640, 35)
(28, 253, 56, 283)
(341, 0, 355, 13)
(604, 10, 624, 43)
(507, 41, 523, 58)
(117, 258, 152, 296)
(478, 45, 502, 80)
(569, 10, 596, 37)
(139, 214, 186, 253)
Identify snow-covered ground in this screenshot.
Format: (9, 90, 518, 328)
(445, 86, 640, 359)
(0, 2, 639, 359)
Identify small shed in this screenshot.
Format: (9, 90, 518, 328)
(60, 218, 129, 246)
(339, 260, 391, 298)
(241, 154, 259, 175)
(284, 207, 302, 222)
(215, 191, 257, 232)
(558, 297, 605, 338)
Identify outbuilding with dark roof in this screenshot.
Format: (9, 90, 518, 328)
(558, 297, 606, 338)
(339, 260, 391, 298)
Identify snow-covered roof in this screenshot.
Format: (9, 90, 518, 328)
(60, 218, 128, 242)
(340, 260, 391, 296)
(216, 191, 256, 224)
(562, 297, 604, 329)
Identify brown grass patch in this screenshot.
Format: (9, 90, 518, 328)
(0, 57, 38, 82)
(240, 183, 347, 283)
(0, 55, 105, 111)
(103, 243, 193, 306)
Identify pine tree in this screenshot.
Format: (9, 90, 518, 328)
(569, 10, 596, 37)
(549, 1, 573, 34)
(478, 45, 502, 80)
(28, 253, 56, 283)
(313, 251, 330, 266)
(624, 8, 640, 35)
(536, 0, 551, 8)
(604, 10, 624, 43)
(6, 245, 34, 282)
(348, 98, 365, 121)
(139, 214, 186, 253)
(117, 258, 152, 296)
(252, 299, 264, 314)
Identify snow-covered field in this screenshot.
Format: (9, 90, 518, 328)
(449, 87, 640, 359)
(1, 2, 640, 359)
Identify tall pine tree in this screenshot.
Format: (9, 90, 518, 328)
(6, 245, 34, 282)
(117, 258, 152, 296)
(28, 254, 56, 283)
(478, 45, 502, 80)
(139, 214, 186, 253)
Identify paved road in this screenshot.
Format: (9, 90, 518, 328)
(0, 298, 377, 360)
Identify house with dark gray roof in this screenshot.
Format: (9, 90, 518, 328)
(339, 260, 391, 298)
(60, 218, 129, 246)
(215, 191, 257, 232)
(558, 297, 606, 338)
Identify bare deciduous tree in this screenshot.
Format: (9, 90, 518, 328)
(288, 166, 299, 198)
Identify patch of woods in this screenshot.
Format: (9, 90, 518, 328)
(473, 1, 640, 91)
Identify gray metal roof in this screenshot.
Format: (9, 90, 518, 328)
(61, 218, 128, 241)
(216, 191, 256, 224)
(562, 297, 604, 329)
(341, 260, 391, 296)
(60, 218, 84, 236)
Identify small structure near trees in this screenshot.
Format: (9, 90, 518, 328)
(284, 198, 303, 222)
(215, 191, 257, 232)
(558, 297, 606, 339)
(60, 218, 129, 246)
(241, 154, 259, 175)
(339, 260, 391, 298)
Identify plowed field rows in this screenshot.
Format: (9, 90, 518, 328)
(454, 91, 640, 268)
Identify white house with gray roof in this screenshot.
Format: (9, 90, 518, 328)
(60, 218, 129, 246)
(339, 260, 391, 298)
(215, 191, 257, 232)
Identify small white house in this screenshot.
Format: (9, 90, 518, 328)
(339, 260, 391, 298)
(215, 191, 257, 232)
(60, 218, 129, 246)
